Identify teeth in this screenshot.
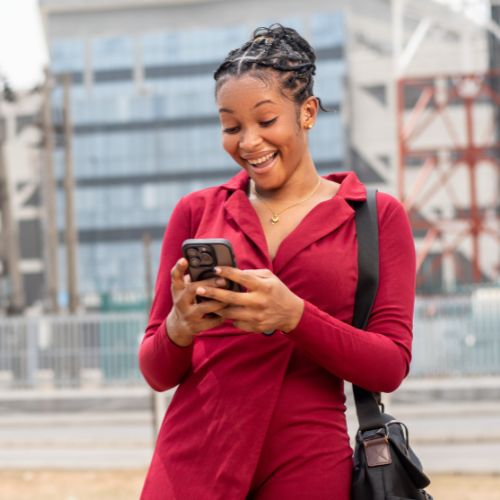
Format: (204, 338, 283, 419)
(248, 152, 275, 166)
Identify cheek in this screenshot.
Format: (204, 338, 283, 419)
(271, 124, 298, 149)
(222, 135, 238, 156)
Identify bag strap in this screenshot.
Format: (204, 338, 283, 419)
(351, 188, 386, 431)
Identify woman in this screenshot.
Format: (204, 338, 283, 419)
(139, 24, 415, 499)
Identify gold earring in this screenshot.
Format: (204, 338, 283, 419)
(306, 123, 313, 129)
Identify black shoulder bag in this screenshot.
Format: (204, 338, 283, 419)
(350, 189, 433, 500)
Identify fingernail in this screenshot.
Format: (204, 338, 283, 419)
(214, 267, 221, 274)
(215, 278, 226, 287)
(197, 287, 206, 295)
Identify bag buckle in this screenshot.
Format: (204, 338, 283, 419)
(360, 428, 392, 467)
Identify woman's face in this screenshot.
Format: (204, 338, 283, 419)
(216, 73, 316, 191)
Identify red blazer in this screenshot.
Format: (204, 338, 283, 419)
(139, 171, 416, 499)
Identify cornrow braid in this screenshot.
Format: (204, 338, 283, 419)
(214, 24, 325, 109)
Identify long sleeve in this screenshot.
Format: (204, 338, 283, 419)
(286, 194, 416, 393)
(138, 197, 194, 392)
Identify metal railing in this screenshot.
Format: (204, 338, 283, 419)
(0, 313, 146, 389)
(0, 290, 499, 389)
(411, 290, 500, 376)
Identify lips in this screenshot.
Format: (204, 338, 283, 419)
(244, 152, 278, 171)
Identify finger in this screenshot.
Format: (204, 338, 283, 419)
(171, 258, 189, 291)
(213, 266, 258, 289)
(189, 276, 227, 288)
(232, 320, 274, 335)
(218, 307, 274, 333)
(196, 285, 249, 306)
(194, 298, 228, 315)
(185, 277, 228, 302)
(216, 305, 253, 321)
(232, 321, 262, 333)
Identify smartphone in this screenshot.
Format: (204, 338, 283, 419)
(182, 239, 242, 298)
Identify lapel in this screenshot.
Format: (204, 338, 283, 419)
(220, 170, 367, 272)
(223, 171, 272, 266)
(272, 195, 355, 274)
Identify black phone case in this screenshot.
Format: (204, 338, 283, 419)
(182, 238, 241, 294)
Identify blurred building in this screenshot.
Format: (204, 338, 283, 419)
(0, 88, 45, 313)
(39, 0, 348, 310)
(38, 0, 499, 308)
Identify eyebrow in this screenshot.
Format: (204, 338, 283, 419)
(254, 99, 276, 109)
(218, 99, 277, 114)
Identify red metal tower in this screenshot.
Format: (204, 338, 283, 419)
(397, 69, 500, 290)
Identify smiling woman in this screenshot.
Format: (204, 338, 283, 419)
(138, 24, 416, 500)
(217, 75, 316, 194)
(0, 0, 47, 89)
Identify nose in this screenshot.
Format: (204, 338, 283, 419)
(239, 126, 262, 152)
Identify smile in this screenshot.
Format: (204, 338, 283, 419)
(247, 152, 276, 166)
(244, 152, 279, 175)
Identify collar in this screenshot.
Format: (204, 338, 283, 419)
(221, 170, 367, 202)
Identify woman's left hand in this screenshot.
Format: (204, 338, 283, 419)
(196, 267, 304, 334)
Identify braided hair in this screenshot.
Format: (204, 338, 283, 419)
(214, 24, 325, 109)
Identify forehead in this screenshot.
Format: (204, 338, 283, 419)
(216, 73, 291, 109)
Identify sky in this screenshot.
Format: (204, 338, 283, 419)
(0, 0, 48, 90)
(0, 0, 493, 91)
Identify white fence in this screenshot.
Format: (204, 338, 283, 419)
(412, 291, 500, 376)
(0, 313, 146, 389)
(0, 291, 499, 389)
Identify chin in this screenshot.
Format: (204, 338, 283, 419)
(253, 177, 284, 192)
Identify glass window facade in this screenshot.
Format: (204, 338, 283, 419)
(310, 11, 346, 48)
(55, 125, 232, 181)
(144, 75, 216, 117)
(309, 114, 344, 162)
(50, 39, 85, 73)
(56, 179, 210, 232)
(92, 35, 134, 70)
(315, 60, 346, 103)
(50, 13, 347, 306)
(60, 240, 163, 294)
(142, 26, 247, 66)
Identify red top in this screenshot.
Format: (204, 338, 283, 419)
(139, 171, 416, 499)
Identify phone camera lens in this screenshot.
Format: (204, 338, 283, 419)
(189, 257, 201, 268)
(199, 252, 214, 266)
(186, 248, 198, 258)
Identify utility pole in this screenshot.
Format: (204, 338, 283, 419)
(490, 3, 500, 271)
(490, 6, 500, 159)
(63, 74, 79, 314)
(42, 68, 59, 314)
(143, 232, 153, 312)
(143, 232, 164, 443)
(0, 89, 25, 314)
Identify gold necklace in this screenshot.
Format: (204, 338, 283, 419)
(252, 177, 322, 224)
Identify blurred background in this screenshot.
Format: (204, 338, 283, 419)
(0, 0, 499, 498)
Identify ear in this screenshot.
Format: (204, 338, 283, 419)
(301, 96, 319, 130)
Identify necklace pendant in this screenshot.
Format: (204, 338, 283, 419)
(271, 215, 280, 224)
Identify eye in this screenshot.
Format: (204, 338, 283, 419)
(223, 126, 240, 134)
(260, 117, 277, 127)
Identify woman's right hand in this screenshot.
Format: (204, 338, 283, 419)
(166, 258, 228, 347)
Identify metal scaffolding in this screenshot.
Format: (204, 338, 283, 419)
(397, 70, 500, 288)
(392, 0, 500, 291)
